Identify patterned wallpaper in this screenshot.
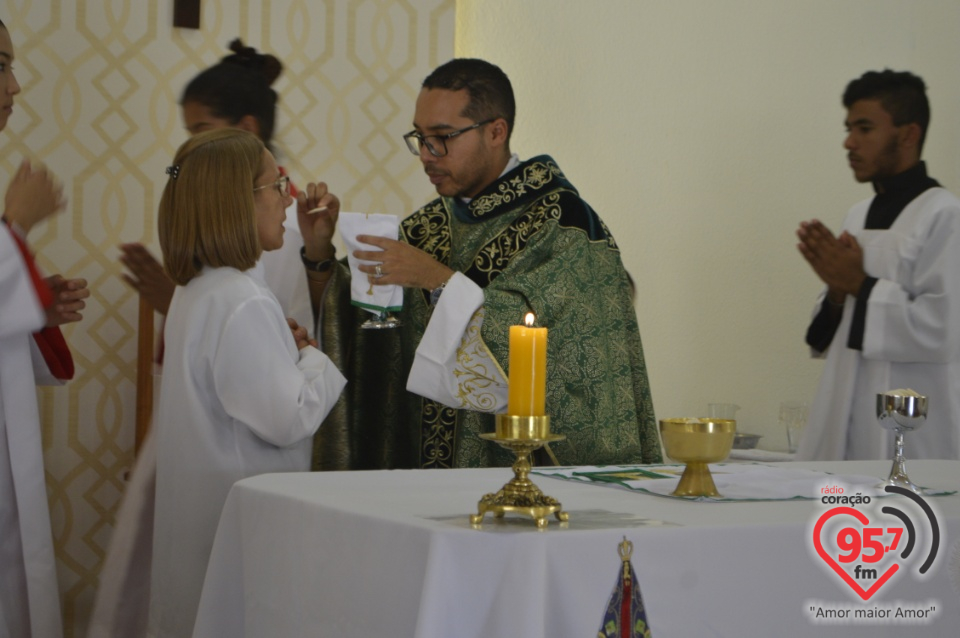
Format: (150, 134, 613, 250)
(2, 0, 453, 635)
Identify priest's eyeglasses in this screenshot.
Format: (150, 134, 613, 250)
(253, 174, 291, 197)
(403, 118, 495, 158)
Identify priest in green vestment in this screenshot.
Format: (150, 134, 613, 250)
(301, 58, 661, 469)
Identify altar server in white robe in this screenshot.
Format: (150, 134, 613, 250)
(91, 40, 341, 638)
(147, 129, 346, 638)
(1, 178, 71, 638)
(797, 69, 960, 461)
(0, 18, 91, 638)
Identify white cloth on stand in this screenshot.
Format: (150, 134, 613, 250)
(338, 212, 403, 315)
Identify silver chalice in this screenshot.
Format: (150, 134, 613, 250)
(876, 391, 928, 494)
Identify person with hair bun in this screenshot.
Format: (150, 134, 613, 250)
(182, 39, 285, 151)
(120, 38, 339, 336)
(149, 128, 345, 638)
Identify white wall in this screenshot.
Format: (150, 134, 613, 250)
(456, 0, 960, 449)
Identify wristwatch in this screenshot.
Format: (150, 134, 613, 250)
(300, 247, 335, 273)
(430, 279, 449, 306)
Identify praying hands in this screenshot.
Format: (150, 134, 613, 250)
(796, 219, 867, 303)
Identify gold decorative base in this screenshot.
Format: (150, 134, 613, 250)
(470, 415, 570, 529)
(672, 461, 721, 497)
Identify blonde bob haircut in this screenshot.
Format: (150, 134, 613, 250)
(159, 128, 265, 285)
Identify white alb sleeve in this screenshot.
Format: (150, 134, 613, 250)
(406, 272, 508, 412)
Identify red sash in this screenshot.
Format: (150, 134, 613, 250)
(7, 225, 76, 380)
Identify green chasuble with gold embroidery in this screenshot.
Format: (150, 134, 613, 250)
(313, 155, 660, 470)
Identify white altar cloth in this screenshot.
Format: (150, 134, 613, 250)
(193, 461, 960, 638)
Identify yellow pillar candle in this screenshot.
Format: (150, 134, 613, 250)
(507, 312, 547, 416)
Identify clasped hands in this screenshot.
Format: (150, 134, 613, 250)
(45, 275, 89, 328)
(796, 219, 867, 303)
(287, 318, 316, 351)
(119, 242, 175, 314)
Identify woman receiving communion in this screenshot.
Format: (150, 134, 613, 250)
(147, 128, 345, 638)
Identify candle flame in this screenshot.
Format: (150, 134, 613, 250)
(524, 312, 536, 327)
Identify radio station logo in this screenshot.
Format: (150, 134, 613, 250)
(806, 483, 943, 624)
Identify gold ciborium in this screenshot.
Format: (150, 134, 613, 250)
(660, 418, 736, 497)
(470, 415, 570, 529)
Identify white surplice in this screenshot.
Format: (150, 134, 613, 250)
(0, 226, 64, 638)
(147, 264, 345, 638)
(90, 196, 311, 638)
(800, 187, 960, 461)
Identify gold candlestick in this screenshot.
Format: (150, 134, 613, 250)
(470, 414, 570, 529)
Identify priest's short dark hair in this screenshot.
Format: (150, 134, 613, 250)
(423, 58, 516, 143)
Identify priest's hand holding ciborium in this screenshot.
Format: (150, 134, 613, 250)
(340, 212, 404, 329)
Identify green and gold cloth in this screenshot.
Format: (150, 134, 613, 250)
(313, 155, 660, 470)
